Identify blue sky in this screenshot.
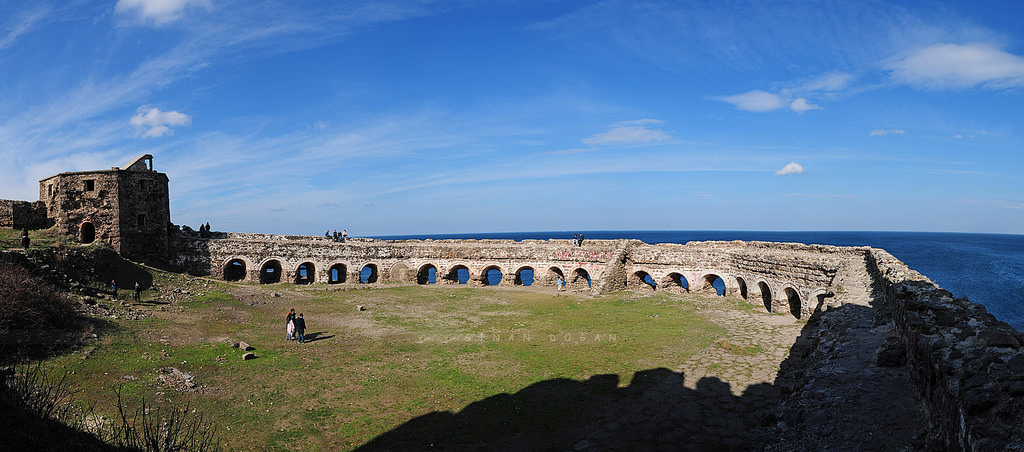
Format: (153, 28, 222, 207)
(1, 0, 1022, 235)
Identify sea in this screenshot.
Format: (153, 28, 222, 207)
(378, 231, 1024, 332)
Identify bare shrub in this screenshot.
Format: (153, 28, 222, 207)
(0, 262, 87, 362)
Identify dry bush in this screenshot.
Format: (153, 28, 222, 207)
(0, 262, 87, 362)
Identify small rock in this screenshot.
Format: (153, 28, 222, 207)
(230, 341, 240, 349)
(358, 305, 366, 311)
(239, 341, 254, 351)
(242, 352, 256, 360)
(273, 292, 281, 298)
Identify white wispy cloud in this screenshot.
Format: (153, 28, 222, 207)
(130, 106, 191, 138)
(582, 119, 671, 146)
(888, 43, 1024, 89)
(718, 90, 786, 112)
(775, 162, 804, 176)
(869, 128, 905, 136)
(789, 98, 820, 113)
(115, 0, 212, 25)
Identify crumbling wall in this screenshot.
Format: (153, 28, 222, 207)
(0, 200, 49, 229)
(867, 249, 1024, 450)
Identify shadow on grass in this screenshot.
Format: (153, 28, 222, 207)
(303, 332, 334, 343)
(356, 368, 780, 451)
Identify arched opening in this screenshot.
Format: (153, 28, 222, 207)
(514, 267, 534, 286)
(443, 265, 470, 285)
(329, 264, 347, 284)
(294, 262, 315, 285)
(224, 259, 246, 282)
(701, 274, 725, 296)
(663, 272, 690, 292)
(735, 277, 748, 300)
(483, 266, 503, 286)
(815, 291, 830, 312)
(417, 264, 437, 285)
(785, 288, 802, 319)
(259, 260, 282, 284)
(360, 264, 378, 284)
(79, 222, 96, 244)
(545, 267, 565, 286)
(571, 268, 591, 289)
(630, 271, 656, 290)
(758, 282, 772, 312)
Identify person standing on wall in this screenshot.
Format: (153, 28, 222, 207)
(342, 229, 347, 243)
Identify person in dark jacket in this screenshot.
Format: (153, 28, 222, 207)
(21, 227, 30, 251)
(293, 313, 307, 343)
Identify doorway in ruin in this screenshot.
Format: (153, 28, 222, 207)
(295, 262, 315, 285)
(701, 274, 726, 296)
(417, 264, 437, 285)
(80, 222, 96, 244)
(483, 266, 503, 286)
(224, 259, 246, 281)
(663, 272, 690, 292)
(329, 264, 347, 284)
(571, 268, 591, 289)
(260, 260, 282, 284)
(758, 282, 772, 311)
(785, 288, 802, 319)
(514, 267, 534, 286)
(360, 264, 378, 284)
(630, 271, 657, 290)
(735, 277, 748, 300)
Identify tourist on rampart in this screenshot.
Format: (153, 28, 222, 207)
(20, 227, 29, 251)
(294, 313, 307, 343)
(286, 308, 296, 340)
(342, 229, 347, 242)
(578, 233, 584, 246)
(572, 234, 578, 246)
(111, 280, 118, 300)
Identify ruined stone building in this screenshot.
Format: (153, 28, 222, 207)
(2, 155, 170, 262)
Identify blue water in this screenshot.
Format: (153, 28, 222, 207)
(379, 230, 1024, 331)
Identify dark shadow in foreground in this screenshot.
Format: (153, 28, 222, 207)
(302, 332, 334, 343)
(356, 368, 779, 451)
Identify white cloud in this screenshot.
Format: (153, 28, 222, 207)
(775, 162, 804, 176)
(130, 106, 191, 138)
(869, 128, 906, 136)
(888, 43, 1024, 89)
(115, 0, 211, 25)
(582, 119, 671, 146)
(789, 98, 820, 113)
(718, 90, 786, 112)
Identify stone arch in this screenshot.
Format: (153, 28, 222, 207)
(784, 287, 802, 319)
(662, 272, 690, 292)
(390, 263, 411, 283)
(417, 263, 437, 285)
(481, 265, 503, 286)
(699, 273, 726, 296)
(570, 268, 591, 290)
(359, 263, 379, 284)
(79, 221, 96, 244)
(812, 288, 831, 312)
(294, 261, 316, 285)
(541, 266, 565, 286)
(223, 258, 248, 282)
(259, 259, 283, 284)
(443, 264, 471, 285)
(513, 266, 535, 286)
(757, 281, 773, 312)
(630, 270, 656, 291)
(735, 276, 748, 300)
(328, 263, 347, 284)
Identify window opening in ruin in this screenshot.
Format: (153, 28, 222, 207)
(485, 268, 502, 286)
(785, 288, 802, 319)
(139, 179, 151, 190)
(79, 222, 96, 244)
(260, 260, 282, 284)
(572, 268, 591, 288)
(515, 268, 534, 286)
(632, 271, 656, 290)
(702, 274, 725, 296)
(295, 262, 315, 285)
(417, 265, 437, 285)
(736, 277, 748, 300)
(759, 282, 772, 312)
(47, 184, 53, 197)
(84, 179, 95, 191)
(360, 264, 378, 283)
(137, 214, 147, 226)
(664, 273, 689, 291)
(224, 260, 246, 281)
(329, 264, 347, 284)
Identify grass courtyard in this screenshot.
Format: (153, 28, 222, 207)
(40, 270, 786, 450)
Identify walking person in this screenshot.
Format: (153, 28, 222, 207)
(556, 276, 565, 292)
(134, 282, 142, 302)
(20, 227, 30, 251)
(294, 313, 307, 343)
(286, 308, 296, 340)
(111, 280, 118, 300)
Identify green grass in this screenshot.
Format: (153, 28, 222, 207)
(0, 226, 72, 250)
(45, 284, 740, 450)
